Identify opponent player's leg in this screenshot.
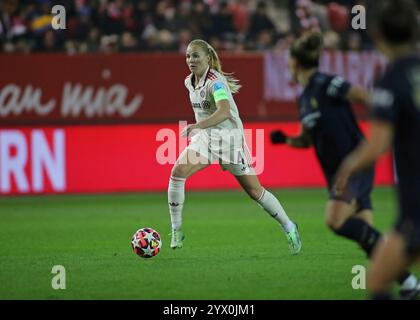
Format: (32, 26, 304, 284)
(327, 170, 382, 257)
(354, 208, 373, 226)
(234, 173, 301, 255)
(328, 197, 420, 297)
(352, 169, 374, 226)
(168, 149, 210, 249)
(368, 230, 419, 299)
(326, 200, 382, 257)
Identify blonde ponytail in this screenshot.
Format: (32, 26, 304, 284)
(189, 39, 242, 94)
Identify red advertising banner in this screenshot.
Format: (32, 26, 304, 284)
(0, 53, 262, 126)
(0, 122, 393, 195)
(0, 51, 385, 126)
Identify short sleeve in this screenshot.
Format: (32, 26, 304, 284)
(184, 78, 189, 89)
(369, 83, 397, 124)
(210, 80, 229, 102)
(326, 75, 351, 100)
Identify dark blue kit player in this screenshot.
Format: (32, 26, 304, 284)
(335, 0, 420, 299)
(271, 31, 420, 298)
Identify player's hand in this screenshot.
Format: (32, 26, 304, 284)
(270, 130, 287, 144)
(333, 160, 353, 196)
(181, 123, 200, 138)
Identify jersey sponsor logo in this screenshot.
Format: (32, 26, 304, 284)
(202, 100, 211, 109)
(191, 100, 211, 110)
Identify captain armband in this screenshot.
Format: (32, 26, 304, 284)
(212, 82, 229, 102)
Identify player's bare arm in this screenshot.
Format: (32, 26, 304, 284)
(197, 99, 231, 129)
(270, 125, 312, 148)
(346, 85, 369, 105)
(182, 99, 231, 137)
(286, 126, 312, 148)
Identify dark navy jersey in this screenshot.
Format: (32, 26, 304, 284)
(298, 71, 364, 180)
(370, 54, 420, 214)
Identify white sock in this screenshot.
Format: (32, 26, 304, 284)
(256, 189, 295, 232)
(401, 274, 418, 290)
(168, 175, 186, 230)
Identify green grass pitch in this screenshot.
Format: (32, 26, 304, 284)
(0, 187, 417, 300)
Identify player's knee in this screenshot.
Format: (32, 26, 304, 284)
(247, 187, 263, 201)
(325, 214, 342, 231)
(171, 165, 188, 179)
(366, 269, 382, 293)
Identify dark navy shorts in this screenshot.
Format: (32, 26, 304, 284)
(394, 188, 420, 256)
(327, 166, 374, 212)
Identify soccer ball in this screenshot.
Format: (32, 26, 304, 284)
(131, 227, 162, 258)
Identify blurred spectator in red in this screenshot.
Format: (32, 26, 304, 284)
(230, 0, 249, 34)
(327, 2, 348, 33)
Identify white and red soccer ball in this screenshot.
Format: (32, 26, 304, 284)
(131, 227, 162, 258)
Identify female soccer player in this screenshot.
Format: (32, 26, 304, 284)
(168, 39, 301, 255)
(335, 0, 420, 299)
(270, 31, 419, 297)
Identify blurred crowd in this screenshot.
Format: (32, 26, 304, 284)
(0, 0, 418, 54)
